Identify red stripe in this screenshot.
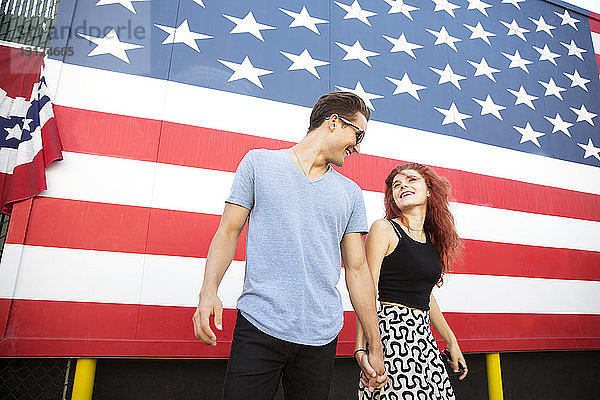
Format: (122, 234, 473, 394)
(54, 105, 600, 222)
(0, 200, 32, 338)
(6, 197, 248, 261)
(593, 13, 600, 77)
(7, 197, 599, 281)
(455, 239, 600, 280)
(590, 12, 600, 33)
(0, 45, 45, 99)
(1, 299, 598, 357)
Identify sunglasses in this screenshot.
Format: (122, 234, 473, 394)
(325, 114, 365, 145)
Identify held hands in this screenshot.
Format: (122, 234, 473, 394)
(192, 291, 223, 346)
(356, 348, 388, 392)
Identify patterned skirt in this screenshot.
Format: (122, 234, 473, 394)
(358, 304, 456, 400)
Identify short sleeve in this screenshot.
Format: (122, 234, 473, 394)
(344, 185, 368, 235)
(226, 150, 255, 210)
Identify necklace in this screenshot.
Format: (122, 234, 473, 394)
(393, 218, 424, 232)
(292, 147, 308, 176)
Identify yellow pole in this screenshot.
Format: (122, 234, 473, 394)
(486, 353, 504, 400)
(71, 358, 97, 400)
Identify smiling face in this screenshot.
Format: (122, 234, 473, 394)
(392, 169, 430, 211)
(328, 113, 367, 167)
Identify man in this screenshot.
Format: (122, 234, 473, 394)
(192, 92, 387, 400)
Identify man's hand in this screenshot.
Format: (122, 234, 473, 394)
(192, 291, 223, 346)
(356, 349, 388, 392)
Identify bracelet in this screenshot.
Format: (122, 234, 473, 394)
(354, 348, 368, 357)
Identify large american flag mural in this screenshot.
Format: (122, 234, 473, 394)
(0, 0, 599, 357)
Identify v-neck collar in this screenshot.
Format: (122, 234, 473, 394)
(287, 149, 331, 183)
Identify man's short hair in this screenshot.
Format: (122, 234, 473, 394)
(308, 91, 371, 132)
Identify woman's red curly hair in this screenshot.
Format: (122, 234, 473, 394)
(384, 163, 463, 277)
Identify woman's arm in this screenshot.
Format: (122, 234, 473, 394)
(429, 293, 468, 380)
(355, 219, 393, 389)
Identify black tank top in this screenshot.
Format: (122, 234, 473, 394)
(377, 219, 442, 311)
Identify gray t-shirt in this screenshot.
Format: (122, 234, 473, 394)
(226, 148, 368, 345)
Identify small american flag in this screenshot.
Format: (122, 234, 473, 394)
(0, 44, 62, 214)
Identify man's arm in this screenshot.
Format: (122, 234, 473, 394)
(355, 220, 392, 389)
(192, 203, 250, 346)
(341, 232, 387, 383)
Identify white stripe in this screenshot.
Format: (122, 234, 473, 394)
(451, 202, 600, 252)
(2, 244, 600, 314)
(43, 152, 157, 208)
(0, 243, 23, 299)
(433, 274, 600, 314)
(592, 32, 600, 56)
(44, 59, 600, 196)
(562, 0, 600, 14)
(0, 244, 145, 304)
(41, 152, 600, 251)
(365, 191, 600, 252)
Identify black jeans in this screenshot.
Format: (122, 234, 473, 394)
(222, 311, 338, 400)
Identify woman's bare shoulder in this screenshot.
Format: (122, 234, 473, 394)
(369, 218, 395, 237)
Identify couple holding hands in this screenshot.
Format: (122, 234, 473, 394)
(192, 92, 467, 400)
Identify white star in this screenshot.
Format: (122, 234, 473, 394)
(335, 0, 377, 26)
(538, 78, 566, 100)
(555, 10, 579, 30)
(473, 95, 506, 120)
(544, 113, 573, 137)
(384, 0, 419, 20)
(514, 123, 544, 147)
(529, 16, 555, 37)
(386, 74, 427, 100)
(78, 28, 142, 64)
(533, 44, 560, 65)
(383, 33, 423, 58)
(336, 40, 380, 67)
(507, 85, 538, 110)
(95, 0, 149, 14)
(279, 6, 328, 35)
(335, 81, 383, 111)
(467, 57, 500, 82)
(564, 70, 590, 92)
(280, 49, 328, 79)
(21, 118, 33, 131)
(434, 103, 471, 130)
(501, 0, 525, 9)
(570, 104, 597, 126)
(5, 124, 22, 140)
(192, 0, 204, 7)
(430, 64, 466, 89)
(502, 50, 533, 73)
(154, 20, 212, 52)
(561, 40, 586, 60)
(432, 0, 460, 18)
(218, 56, 273, 89)
(500, 19, 529, 41)
(467, 0, 492, 17)
(426, 26, 461, 52)
(223, 11, 276, 42)
(463, 22, 495, 46)
(577, 139, 600, 161)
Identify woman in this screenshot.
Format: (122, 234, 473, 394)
(356, 163, 467, 399)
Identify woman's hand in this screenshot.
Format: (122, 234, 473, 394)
(448, 344, 468, 380)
